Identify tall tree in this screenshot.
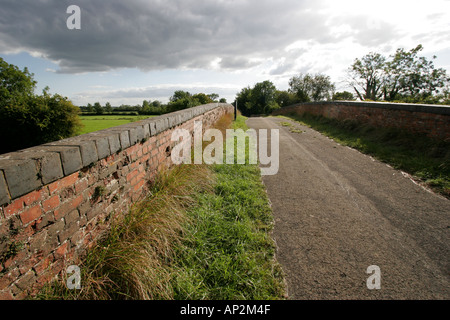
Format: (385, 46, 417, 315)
(0, 57, 36, 106)
(332, 91, 355, 101)
(105, 102, 113, 113)
(348, 52, 386, 101)
(348, 45, 449, 102)
(275, 90, 298, 107)
(383, 45, 449, 102)
(289, 73, 335, 102)
(236, 81, 279, 116)
(93, 102, 103, 115)
(192, 93, 213, 105)
(207, 93, 219, 102)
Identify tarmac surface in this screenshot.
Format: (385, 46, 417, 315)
(247, 116, 450, 299)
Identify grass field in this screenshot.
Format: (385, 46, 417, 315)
(79, 115, 155, 135)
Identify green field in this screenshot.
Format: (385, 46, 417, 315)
(79, 115, 155, 135)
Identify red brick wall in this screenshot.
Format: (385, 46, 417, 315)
(273, 101, 450, 140)
(0, 103, 233, 299)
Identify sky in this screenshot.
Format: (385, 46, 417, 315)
(0, 0, 449, 106)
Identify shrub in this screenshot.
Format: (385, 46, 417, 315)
(0, 92, 83, 153)
(0, 57, 83, 154)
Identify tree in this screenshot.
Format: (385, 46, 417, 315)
(348, 45, 449, 102)
(235, 86, 253, 115)
(219, 98, 227, 103)
(86, 103, 94, 113)
(348, 52, 386, 101)
(0, 57, 36, 107)
(275, 90, 298, 107)
(207, 93, 219, 102)
(289, 73, 335, 102)
(192, 93, 213, 105)
(93, 102, 103, 115)
(152, 100, 162, 108)
(168, 90, 200, 112)
(236, 81, 280, 116)
(105, 102, 113, 113)
(383, 45, 449, 102)
(333, 91, 355, 101)
(251, 81, 279, 114)
(170, 90, 191, 102)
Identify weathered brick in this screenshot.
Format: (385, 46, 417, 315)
(29, 230, 59, 256)
(33, 253, 55, 275)
(22, 189, 44, 207)
(4, 198, 24, 217)
(58, 221, 79, 243)
(54, 241, 70, 259)
(64, 210, 79, 226)
(54, 194, 83, 221)
(14, 269, 37, 291)
(0, 268, 20, 291)
(47, 220, 65, 240)
(75, 179, 89, 194)
(19, 205, 43, 225)
(0, 289, 14, 300)
(126, 170, 138, 183)
(42, 195, 60, 212)
(35, 212, 56, 231)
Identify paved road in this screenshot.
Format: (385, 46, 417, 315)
(247, 116, 450, 300)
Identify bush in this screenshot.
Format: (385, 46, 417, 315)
(0, 92, 83, 154)
(0, 57, 83, 154)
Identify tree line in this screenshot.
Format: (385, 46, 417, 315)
(79, 92, 227, 115)
(236, 44, 450, 116)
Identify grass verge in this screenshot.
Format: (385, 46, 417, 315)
(35, 114, 286, 300)
(279, 113, 450, 198)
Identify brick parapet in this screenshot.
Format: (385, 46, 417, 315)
(273, 101, 450, 140)
(0, 103, 233, 299)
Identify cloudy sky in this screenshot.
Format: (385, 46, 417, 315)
(1, 0, 449, 106)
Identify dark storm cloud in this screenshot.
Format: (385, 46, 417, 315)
(0, 0, 399, 74)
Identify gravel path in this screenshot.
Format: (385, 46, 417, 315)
(247, 116, 450, 300)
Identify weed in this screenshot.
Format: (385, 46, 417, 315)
(0, 241, 24, 263)
(92, 186, 106, 202)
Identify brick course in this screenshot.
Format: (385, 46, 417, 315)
(0, 103, 233, 299)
